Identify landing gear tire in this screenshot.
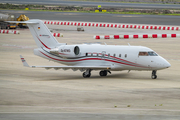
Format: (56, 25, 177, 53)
(82, 69, 92, 78)
(151, 70, 157, 79)
(99, 70, 107, 77)
(83, 72, 91, 78)
(151, 75, 157, 79)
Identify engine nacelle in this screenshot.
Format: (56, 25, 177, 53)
(50, 45, 80, 58)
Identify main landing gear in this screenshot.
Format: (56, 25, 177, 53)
(82, 70, 111, 78)
(151, 70, 157, 79)
(83, 69, 91, 78)
(99, 70, 111, 77)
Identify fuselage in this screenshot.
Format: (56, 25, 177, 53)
(34, 44, 171, 71)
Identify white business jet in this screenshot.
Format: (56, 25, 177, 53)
(10, 19, 171, 79)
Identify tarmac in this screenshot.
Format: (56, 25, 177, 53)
(0, 23, 180, 120)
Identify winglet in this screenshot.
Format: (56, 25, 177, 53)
(20, 55, 30, 67)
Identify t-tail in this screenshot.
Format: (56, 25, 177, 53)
(7, 19, 63, 49)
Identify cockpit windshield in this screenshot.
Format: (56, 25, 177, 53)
(148, 52, 158, 56)
(139, 51, 158, 56)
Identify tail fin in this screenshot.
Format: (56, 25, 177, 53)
(8, 19, 59, 49)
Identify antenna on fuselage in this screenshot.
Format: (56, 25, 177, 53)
(128, 43, 131, 46)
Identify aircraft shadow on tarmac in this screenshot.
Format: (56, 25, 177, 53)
(35, 72, 157, 81)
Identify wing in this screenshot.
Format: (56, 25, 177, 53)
(20, 55, 111, 72)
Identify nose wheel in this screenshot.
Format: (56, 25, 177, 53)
(151, 70, 157, 79)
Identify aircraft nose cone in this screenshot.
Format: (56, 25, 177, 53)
(158, 56, 171, 69)
(164, 61, 171, 68)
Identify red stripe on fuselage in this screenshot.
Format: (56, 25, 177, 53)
(40, 51, 101, 62)
(40, 51, 148, 68)
(104, 59, 147, 68)
(104, 54, 139, 66)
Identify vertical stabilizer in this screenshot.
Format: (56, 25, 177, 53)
(25, 19, 58, 49)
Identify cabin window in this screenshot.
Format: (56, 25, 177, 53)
(97, 53, 99, 56)
(108, 53, 110, 57)
(91, 53, 93, 56)
(125, 54, 127, 58)
(113, 54, 116, 57)
(86, 53, 88, 56)
(119, 54, 121, 57)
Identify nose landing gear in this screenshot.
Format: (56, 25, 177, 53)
(151, 70, 157, 79)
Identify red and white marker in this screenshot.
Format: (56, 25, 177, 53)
(52, 33, 63, 37)
(94, 34, 180, 39)
(0, 30, 20, 34)
(44, 21, 180, 31)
